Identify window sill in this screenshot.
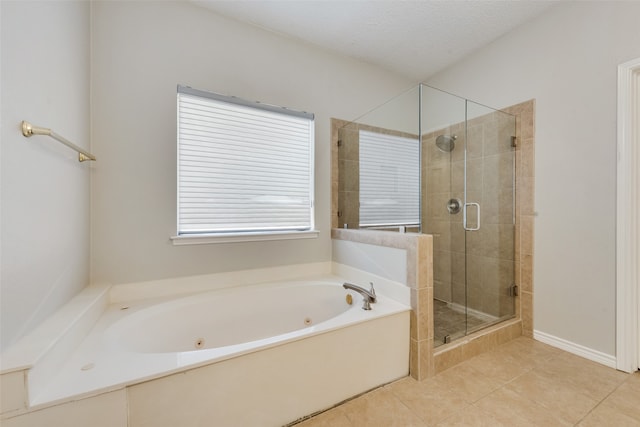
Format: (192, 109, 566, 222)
(171, 230, 320, 245)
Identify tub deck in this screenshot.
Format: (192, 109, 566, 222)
(12, 276, 410, 420)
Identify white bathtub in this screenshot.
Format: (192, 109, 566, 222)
(29, 277, 410, 426)
(107, 281, 357, 354)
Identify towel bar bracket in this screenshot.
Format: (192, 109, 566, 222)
(21, 120, 96, 162)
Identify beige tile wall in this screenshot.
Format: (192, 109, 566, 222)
(336, 122, 360, 228)
(331, 119, 347, 230)
(332, 120, 420, 230)
(504, 100, 535, 338)
(331, 228, 434, 380)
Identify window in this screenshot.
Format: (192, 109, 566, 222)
(174, 85, 316, 243)
(359, 130, 420, 228)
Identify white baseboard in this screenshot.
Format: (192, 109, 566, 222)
(533, 330, 617, 369)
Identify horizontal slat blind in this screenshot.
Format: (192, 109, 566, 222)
(177, 90, 314, 235)
(359, 130, 420, 227)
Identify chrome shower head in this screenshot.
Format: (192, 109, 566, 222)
(435, 134, 457, 152)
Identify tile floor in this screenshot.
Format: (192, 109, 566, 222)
(296, 337, 640, 426)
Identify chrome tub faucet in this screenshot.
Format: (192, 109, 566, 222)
(343, 282, 377, 310)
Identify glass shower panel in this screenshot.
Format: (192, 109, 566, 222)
(337, 86, 420, 231)
(420, 86, 468, 346)
(464, 101, 517, 334)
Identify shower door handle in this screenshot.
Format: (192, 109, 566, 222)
(463, 202, 480, 231)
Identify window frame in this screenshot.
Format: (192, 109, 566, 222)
(172, 85, 318, 245)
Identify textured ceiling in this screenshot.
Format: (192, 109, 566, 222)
(194, 0, 556, 81)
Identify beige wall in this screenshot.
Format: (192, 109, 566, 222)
(90, 1, 413, 285)
(0, 1, 90, 352)
(427, 2, 640, 356)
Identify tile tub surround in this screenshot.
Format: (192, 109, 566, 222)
(296, 337, 637, 427)
(332, 229, 434, 380)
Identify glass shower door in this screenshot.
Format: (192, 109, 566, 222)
(419, 84, 518, 346)
(421, 85, 468, 346)
(463, 101, 517, 335)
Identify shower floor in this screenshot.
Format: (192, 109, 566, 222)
(433, 299, 488, 346)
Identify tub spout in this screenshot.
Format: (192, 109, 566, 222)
(343, 282, 377, 310)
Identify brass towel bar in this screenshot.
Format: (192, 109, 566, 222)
(21, 121, 96, 162)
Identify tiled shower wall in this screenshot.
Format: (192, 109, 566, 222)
(334, 122, 420, 231)
(506, 100, 535, 338)
(335, 121, 360, 229)
(423, 112, 516, 321)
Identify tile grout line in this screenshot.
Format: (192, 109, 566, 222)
(503, 350, 629, 426)
(571, 371, 634, 426)
(387, 388, 436, 426)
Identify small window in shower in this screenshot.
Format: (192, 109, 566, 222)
(358, 130, 420, 229)
(175, 85, 315, 242)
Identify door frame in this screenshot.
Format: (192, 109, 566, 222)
(616, 57, 640, 372)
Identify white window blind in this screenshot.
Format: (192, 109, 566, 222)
(359, 130, 420, 227)
(177, 86, 314, 236)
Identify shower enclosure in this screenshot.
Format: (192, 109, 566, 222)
(337, 84, 517, 347)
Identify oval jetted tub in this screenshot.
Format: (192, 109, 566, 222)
(106, 282, 356, 354)
(32, 277, 411, 427)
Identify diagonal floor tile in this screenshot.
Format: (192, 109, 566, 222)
(460, 347, 532, 384)
(431, 360, 504, 403)
(475, 386, 572, 426)
(341, 388, 427, 427)
(577, 402, 640, 427)
(504, 370, 599, 425)
(293, 338, 637, 427)
(386, 377, 470, 425)
(534, 352, 629, 401)
(434, 404, 521, 427)
(594, 372, 640, 423)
